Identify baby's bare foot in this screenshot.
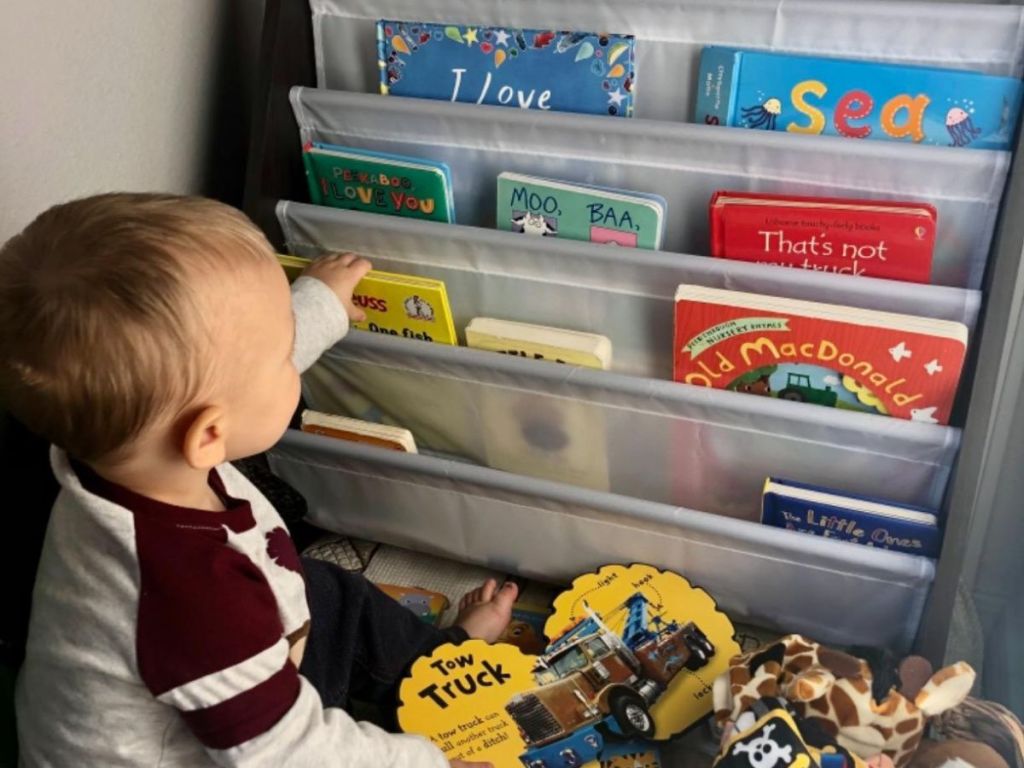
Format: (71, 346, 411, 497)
(456, 579, 518, 643)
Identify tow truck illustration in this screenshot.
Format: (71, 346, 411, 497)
(504, 592, 716, 768)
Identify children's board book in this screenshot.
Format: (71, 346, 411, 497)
(466, 317, 613, 370)
(695, 46, 1023, 150)
(496, 581, 560, 656)
(363, 545, 507, 628)
(672, 285, 968, 424)
(709, 192, 937, 283)
(352, 270, 458, 345)
(277, 253, 309, 283)
(301, 141, 455, 222)
(300, 409, 418, 453)
(496, 172, 666, 249)
(590, 742, 665, 768)
(396, 564, 740, 767)
(376, 584, 450, 626)
(378, 20, 636, 118)
(761, 477, 941, 557)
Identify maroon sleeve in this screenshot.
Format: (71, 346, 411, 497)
(134, 517, 301, 750)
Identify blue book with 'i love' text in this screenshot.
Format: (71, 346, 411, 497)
(378, 20, 636, 118)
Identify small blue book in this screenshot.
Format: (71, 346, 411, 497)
(378, 20, 636, 117)
(696, 46, 1023, 150)
(761, 477, 941, 557)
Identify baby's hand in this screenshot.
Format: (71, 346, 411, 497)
(450, 761, 493, 768)
(301, 252, 372, 323)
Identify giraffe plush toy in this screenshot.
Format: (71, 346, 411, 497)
(713, 635, 976, 768)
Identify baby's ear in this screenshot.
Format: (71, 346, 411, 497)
(182, 406, 228, 470)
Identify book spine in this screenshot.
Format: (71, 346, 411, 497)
(762, 492, 940, 557)
(301, 147, 324, 205)
(695, 47, 741, 127)
(708, 193, 726, 258)
(376, 21, 389, 95)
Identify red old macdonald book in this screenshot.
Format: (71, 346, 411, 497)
(709, 191, 936, 283)
(673, 285, 968, 424)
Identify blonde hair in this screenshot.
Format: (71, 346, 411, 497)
(0, 193, 276, 462)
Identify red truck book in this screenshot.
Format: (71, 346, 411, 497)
(709, 191, 936, 283)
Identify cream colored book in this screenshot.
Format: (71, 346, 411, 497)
(300, 410, 417, 453)
(465, 317, 613, 370)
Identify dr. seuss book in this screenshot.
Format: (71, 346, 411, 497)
(673, 285, 968, 424)
(276, 253, 309, 282)
(300, 409, 418, 453)
(352, 270, 458, 345)
(709, 192, 936, 283)
(301, 141, 455, 222)
(378, 20, 636, 118)
(466, 317, 613, 370)
(695, 47, 1023, 150)
(761, 477, 941, 557)
(496, 172, 666, 249)
(397, 564, 740, 767)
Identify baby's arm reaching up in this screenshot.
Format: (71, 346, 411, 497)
(290, 252, 372, 373)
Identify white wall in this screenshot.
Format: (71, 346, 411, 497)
(0, 0, 263, 241)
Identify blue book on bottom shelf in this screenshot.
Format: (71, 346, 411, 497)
(761, 477, 941, 557)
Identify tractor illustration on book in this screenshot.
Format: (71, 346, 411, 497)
(777, 371, 839, 407)
(505, 593, 715, 768)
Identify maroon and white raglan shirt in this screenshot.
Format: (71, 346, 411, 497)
(15, 277, 449, 767)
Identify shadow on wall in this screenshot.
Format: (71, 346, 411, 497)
(203, 0, 267, 207)
(0, 0, 268, 671)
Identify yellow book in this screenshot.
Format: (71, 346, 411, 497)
(275, 255, 457, 345)
(353, 271, 457, 345)
(276, 253, 310, 283)
(465, 317, 612, 369)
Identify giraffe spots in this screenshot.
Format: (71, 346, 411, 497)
(809, 695, 831, 714)
(789, 655, 814, 673)
(819, 648, 863, 679)
(895, 715, 922, 734)
(876, 725, 894, 741)
(874, 695, 901, 716)
(849, 677, 871, 695)
(789, 638, 816, 655)
(928, 665, 959, 686)
(831, 685, 860, 726)
(756, 678, 777, 697)
(793, 679, 815, 700)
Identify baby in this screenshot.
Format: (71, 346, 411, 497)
(1, 193, 516, 767)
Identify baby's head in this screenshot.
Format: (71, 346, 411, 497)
(0, 193, 300, 471)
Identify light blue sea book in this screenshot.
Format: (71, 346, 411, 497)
(696, 46, 1023, 150)
(378, 20, 636, 117)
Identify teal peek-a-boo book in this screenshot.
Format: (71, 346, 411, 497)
(496, 172, 666, 249)
(302, 142, 456, 223)
(696, 46, 1023, 150)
